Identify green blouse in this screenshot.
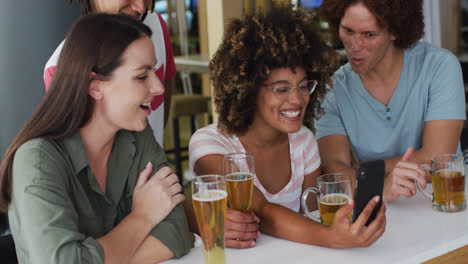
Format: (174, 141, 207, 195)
(8, 125, 192, 263)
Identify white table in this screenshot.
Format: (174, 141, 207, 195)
(164, 188, 468, 264)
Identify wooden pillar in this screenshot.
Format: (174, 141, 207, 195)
(198, 0, 243, 121)
(440, 0, 460, 55)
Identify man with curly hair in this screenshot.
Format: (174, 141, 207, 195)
(188, 4, 386, 248)
(316, 0, 465, 202)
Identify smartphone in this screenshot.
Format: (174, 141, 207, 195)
(352, 160, 385, 226)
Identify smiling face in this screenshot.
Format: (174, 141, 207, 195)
(253, 67, 310, 134)
(94, 36, 163, 132)
(339, 2, 396, 75)
(92, 0, 151, 18)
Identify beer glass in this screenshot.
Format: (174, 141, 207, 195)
(223, 153, 255, 213)
(301, 173, 352, 226)
(192, 175, 227, 264)
(418, 154, 466, 212)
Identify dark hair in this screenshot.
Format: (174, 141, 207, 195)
(210, 4, 339, 135)
(319, 0, 424, 49)
(68, 0, 156, 20)
(0, 13, 152, 211)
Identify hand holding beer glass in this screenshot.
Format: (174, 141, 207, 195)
(223, 153, 255, 213)
(301, 173, 353, 226)
(418, 154, 466, 212)
(192, 175, 228, 264)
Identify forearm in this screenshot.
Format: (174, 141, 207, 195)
(97, 212, 154, 264)
(321, 159, 357, 189)
(257, 203, 332, 247)
(129, 235, 174, 264)
(318, 135, 357, 188)
(384, 120, 464, 178)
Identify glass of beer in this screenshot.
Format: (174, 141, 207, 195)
(192, 175, 228, 264)
(223, 152, 255, 213)
(418, 154, 466, 212)
(301, 173, 352, 226)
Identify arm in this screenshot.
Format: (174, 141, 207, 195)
(253, 179, 386, 248)
(386, 49, 465, 175)
(381, 120, 462, 201)
(10, 145, 170, 264)
(125, 126, 192, 262)
(99, 164, 185, 264)
(318, 135, 426, 202)
(317, 134, 358, 189)
(318, 120, 462, 202)
(384, 119, 463, 176)
(252, 130, 385, 248)
(382, 50, 466, 200)
(129, 236, 173, 264)
(98, 212, 172, 264)
(129, 203, 193, 264)
(195, 153, 385, 248)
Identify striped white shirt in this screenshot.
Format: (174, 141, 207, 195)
(189, 123, 320, 212)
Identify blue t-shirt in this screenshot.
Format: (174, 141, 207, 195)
(315, 41, 466, 162)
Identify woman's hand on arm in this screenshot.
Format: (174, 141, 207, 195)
(98, 163, 185, 264)
(194, 154, 261, 248)
(131, 164, 184, 226)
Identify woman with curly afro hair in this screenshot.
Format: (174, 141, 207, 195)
(316, 0, 465, 203)
(188, 4, 386, 248)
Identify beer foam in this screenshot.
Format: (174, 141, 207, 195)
(193, 190, 228, 202)
(225, 172, 255, 182)
(435, 169, 465, 178)
(319, 193, 351, 205)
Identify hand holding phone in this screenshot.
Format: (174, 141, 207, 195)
(352, 160, 385, 226)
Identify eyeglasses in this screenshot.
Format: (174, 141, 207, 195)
(264, 80, 318, 99)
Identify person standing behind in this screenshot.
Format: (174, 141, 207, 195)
(44, 0, 175, 146)
(315, 0, 466, 202)
(1, 14, 192, 263)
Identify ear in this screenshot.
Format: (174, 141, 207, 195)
(88, 72, 103, 100)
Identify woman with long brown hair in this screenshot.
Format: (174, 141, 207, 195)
(44, 0, 175, 148)
(0, 13, 191, 264)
